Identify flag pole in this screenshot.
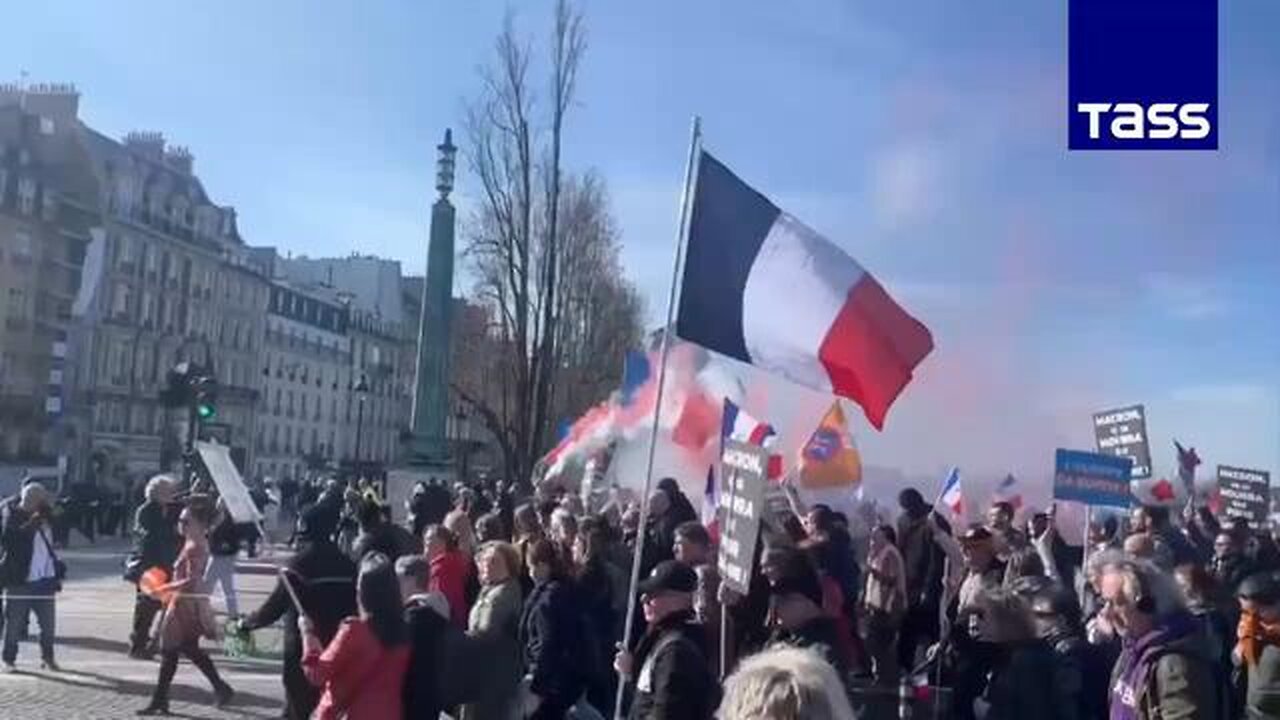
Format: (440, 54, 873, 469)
(613, 116, 703, 720)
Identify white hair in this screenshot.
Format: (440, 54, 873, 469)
(145, 474, 177, 502)
(1099, 556, 1187, 617)
(717, 646, 856, 720)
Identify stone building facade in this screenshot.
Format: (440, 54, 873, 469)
(255, 280, 351, 481)
(73, 127, 269, 485)
(0, 85, 97, 465)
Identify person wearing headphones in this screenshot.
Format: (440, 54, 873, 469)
(1099, 558, 1219, 720)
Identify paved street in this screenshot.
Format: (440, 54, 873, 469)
(0, 538, 287, 719)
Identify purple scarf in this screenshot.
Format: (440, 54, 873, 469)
(1109, 613, 1197, 720)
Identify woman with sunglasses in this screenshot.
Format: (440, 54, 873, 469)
(138, 500, 234, 715)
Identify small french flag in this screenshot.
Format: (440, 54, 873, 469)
(938, 467, 964, 518)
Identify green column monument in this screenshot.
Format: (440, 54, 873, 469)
(410, 129, 457, 466)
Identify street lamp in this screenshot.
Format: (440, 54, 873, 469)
(436, 128, 457, 199)
(353, 373, 369, 463)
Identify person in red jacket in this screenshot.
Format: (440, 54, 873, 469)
(301, 552, 410, 720)
(424, 524, 472, 627)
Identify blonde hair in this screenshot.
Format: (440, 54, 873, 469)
(477, 541, 521, 582)
(145, 474, 177, 503)
(718, 647, 855, 720)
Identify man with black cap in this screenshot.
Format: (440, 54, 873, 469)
(948, 525, 1006, 720)
(615, 559, 717, 720)
(237, 503, 357, 720)
(1237, 571, 1280, 719)
(762, 547, 850, 682)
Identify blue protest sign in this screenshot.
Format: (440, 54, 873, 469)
(1054, 449, 1133, 508)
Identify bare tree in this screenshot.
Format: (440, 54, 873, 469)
(460, 0, 636, 486)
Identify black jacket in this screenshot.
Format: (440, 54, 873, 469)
(209, 514, 240, 557)
(133, 500, 181, 570)
(982, 640, 1071, 720)
(352, 523, 420, 563)
(519, 577, 585, 702)
(628, 609, 717, 720)
(402, 598, 450, 720)
(243, 538, 357, 656)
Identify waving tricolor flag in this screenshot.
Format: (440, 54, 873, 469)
(675, 152, 933, 430)
(937, 467, 964, 518)
(704, 399, 781, 529)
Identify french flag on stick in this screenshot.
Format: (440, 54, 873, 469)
(676, 152, 934, 430)
(705, 399, 782, 530)
(937, 467, 964, 518)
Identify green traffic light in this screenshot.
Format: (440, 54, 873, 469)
(197, 403, 216, 419)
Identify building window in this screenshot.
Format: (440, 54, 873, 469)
(17, 178, 36, 215)
(12, 230, 32, 262)
(6, 288, 27, 318)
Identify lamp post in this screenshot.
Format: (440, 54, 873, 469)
(353, 373, 369, 464)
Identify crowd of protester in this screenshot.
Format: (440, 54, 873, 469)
(6, 465, 1280, 719)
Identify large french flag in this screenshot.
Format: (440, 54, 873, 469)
(676, 152, 934, 430)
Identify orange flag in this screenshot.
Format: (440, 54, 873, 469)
(798, 402, 863, 490)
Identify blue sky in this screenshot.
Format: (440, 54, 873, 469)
(4, 0, 1277, 483)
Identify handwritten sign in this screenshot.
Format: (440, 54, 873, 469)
(1218, 465, 1271, 530)
(1093, 404, 1152, 479)
(1054, 449, 1133, 508)
(716, 440, 769, 595)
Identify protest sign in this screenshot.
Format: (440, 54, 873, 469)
(196, 441, 263, 524)
(1054, 449, 1133, 508)
(1218, 465, 1271, 530)
(1093, 404, 1152, 479)
(717, 440, 769, 595)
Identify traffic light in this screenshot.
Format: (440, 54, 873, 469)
(194, 375, 218, 420)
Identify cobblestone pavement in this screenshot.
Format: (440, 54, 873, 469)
(0, 538, 288, 719)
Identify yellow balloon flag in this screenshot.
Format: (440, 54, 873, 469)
(798, 402, 863, 490)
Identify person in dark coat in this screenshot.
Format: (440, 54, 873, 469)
(614, 560, 717, 720)
(128, 475, 182, 658)
(896, 489, 947, 671)
(1236, 571, 1280, 720)
(237, 505, 357, 720)
(1, 483, 61, 671)
(1014, 578, 1110, 720)
(395, 554, 452, 720)
(974, 589, 1073, 720)
(351, 497, 419, 563)
(519, 538, 584, 719)
(763, 549, 850, 682)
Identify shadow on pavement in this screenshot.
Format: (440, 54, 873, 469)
(57, 634, 283, 667)
(33, 665, 282, 712)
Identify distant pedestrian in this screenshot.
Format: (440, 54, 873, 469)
(1, 482, 63, 672)
(205, 499, 241, 618)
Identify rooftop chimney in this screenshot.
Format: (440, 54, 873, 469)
(164, 145, 194, 175)
(123, 131, 166, 162)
